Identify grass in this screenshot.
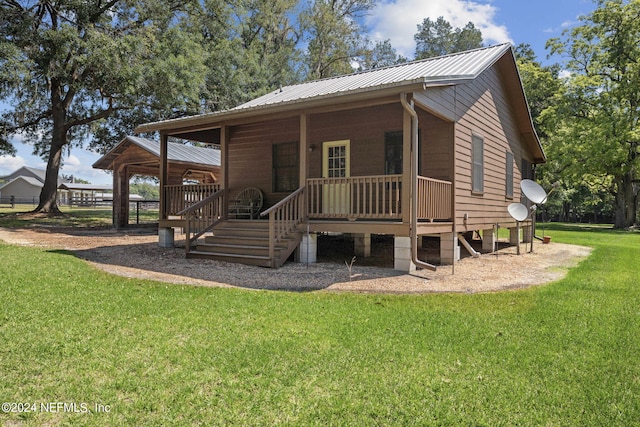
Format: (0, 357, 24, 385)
(0, 205, 158, 228)
(0, 222, 639, 425)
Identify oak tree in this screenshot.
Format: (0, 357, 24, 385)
(546, 0, 640, 227)
(0, 0, 207, 213)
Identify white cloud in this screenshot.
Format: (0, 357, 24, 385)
(560, 20, 576, 29)
(59, 151, 112, 184)
(65, 154, 82, 166)
(366, 0, 512, 58)
(0, 155, 26, 176)
(558, 69, 572, 79)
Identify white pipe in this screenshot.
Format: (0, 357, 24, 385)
(458, 233, 480, 257)
(401, 93, 437, 272)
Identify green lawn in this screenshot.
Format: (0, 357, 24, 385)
(0, 223, 638, 425)
(0, 205, 158, 228)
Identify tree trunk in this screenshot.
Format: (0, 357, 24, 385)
(33, 89, 66, 214)
(614, 172, 636, 228)
(34, 136, 65, 213)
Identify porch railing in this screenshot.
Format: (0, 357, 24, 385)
(176, 189, 226, 253)
(165, 183, 221, 217)
(307, 175, 402, 219)
(417, 176, 452, 221)
(260, 187, 306, 263)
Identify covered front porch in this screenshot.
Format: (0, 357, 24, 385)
(147, 95, 457, 270)
(158, 173, 453, 269)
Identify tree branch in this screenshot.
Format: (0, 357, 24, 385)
(4, 110, 53, 133)
(90, 0, 120, 22)
(64, 98, 126, 130)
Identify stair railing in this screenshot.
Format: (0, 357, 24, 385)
(176, 189, 226, 254)
(259, 187, 306, 262)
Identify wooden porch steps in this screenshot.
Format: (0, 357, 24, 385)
(187, 220, 301, 268)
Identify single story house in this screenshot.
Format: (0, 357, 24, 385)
(93, 135, 221, 228)
(134, 43, 545, 271)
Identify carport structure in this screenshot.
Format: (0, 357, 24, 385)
(93, 136, 221, 228)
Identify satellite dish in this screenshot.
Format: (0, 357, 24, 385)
(521, 179, 548, 204)
(508, 203, 529, 222)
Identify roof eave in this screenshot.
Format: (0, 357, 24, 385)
(503, 46, 546, 164)
(92, 135, 138, 170)
(134, 80, 441, 135)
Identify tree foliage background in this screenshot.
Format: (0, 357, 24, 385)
(0, 0, 638, 225)
(541, 0, 640, 227)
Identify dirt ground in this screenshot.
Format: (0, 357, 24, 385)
(0, 226, 592, 294)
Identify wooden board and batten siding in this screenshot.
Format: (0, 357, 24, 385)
(415, 54, 534, 231)
(227, 117, 300, 209)
(307, 103, 404, 179)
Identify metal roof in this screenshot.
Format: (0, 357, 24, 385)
(57, 183, 113, 191)
(136, 44, 513, 133)
(0, 166, 65, 186)
(0, 176, 43, 190)
(93, 136, 221, 170)
(130, 136, 221, 165)
(236, 44, 512, 110)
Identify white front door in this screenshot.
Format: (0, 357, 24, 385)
(322, 140, 351, 215)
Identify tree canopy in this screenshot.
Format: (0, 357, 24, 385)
(543, 0, 640, 227)
(414, 17, 483, 60)
(300, 0, 374, 79)
(0, 0, 208, 212)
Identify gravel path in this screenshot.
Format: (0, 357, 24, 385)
(0, 227, 592, 294)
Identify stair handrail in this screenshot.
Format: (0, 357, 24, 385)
(260, 186, 306, 263)
(177, 188, 226, 254)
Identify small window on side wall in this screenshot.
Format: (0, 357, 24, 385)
(506, 151, 514, 198)
(472, 134, 484, 193)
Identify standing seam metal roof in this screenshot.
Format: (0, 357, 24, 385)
(128, 136, 221, 166)
(135, 44, 513, 133)
(234, 44, 512, 110)
(92, 136, 220, 170)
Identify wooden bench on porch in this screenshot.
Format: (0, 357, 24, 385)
(229, 187, 263, 219)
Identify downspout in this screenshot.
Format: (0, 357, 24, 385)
(401, 93, 437, 272)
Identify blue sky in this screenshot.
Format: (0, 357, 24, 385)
(366, 0, 596, 60)
(0, 0, 597, 185)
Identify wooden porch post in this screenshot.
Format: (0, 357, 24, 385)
(220, 125, 229, 219)
(113, 163, 130, 229)
(159, 132, 168, 220)
(299, 114, 308, 189)
(401, 100, 413, 225)
(113, 165, 120, 228)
